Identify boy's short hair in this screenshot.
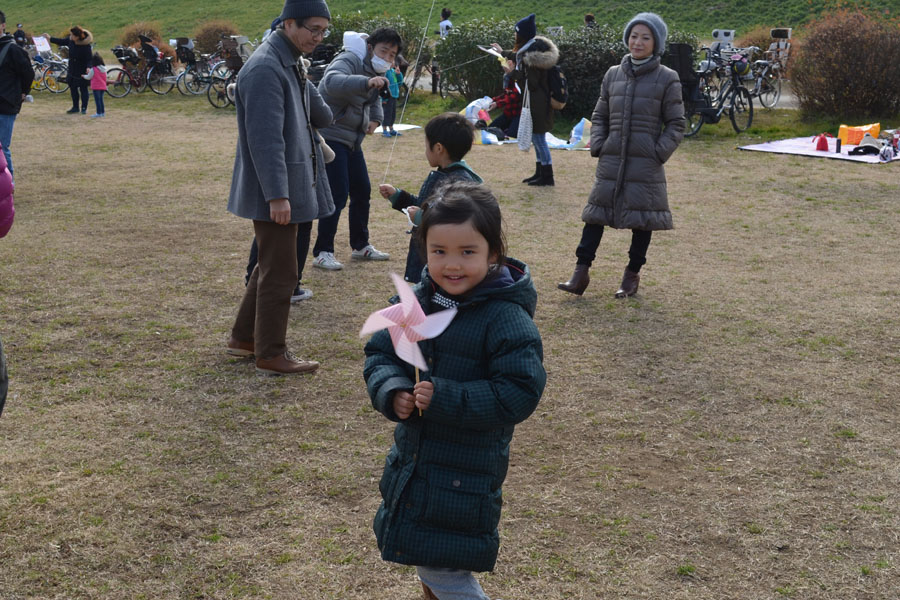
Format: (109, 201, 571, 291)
(367, 27, 403, 55)
(425, 112, 474, 162)
(0, 12, 6, 25)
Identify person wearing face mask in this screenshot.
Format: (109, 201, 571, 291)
(312, 27, 403, 271)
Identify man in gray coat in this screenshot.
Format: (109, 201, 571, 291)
(226, 0, 334, 375)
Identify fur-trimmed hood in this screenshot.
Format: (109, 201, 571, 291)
(73, 29, 93, 45)
(520, 35, 558, 70)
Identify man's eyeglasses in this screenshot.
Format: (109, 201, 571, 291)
(301, 25, 331, 39)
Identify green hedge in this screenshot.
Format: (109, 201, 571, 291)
(328, 14, 433, 72)
(433, 18, 698, 118)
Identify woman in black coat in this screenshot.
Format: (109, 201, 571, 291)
(44, 26, 93, 114)
(493, 14, 561, 187)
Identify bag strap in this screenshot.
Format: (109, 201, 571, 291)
(0, 43, 13, 70)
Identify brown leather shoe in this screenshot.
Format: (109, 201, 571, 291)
(256, 352, 319, 375)
(422, 583, 439, 600)
(615, 268, 640, 298)
(558, 264, 590, 295)
(226, 337, 254, 357)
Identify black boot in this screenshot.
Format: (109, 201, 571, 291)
(528, 164, 555, 186)
(558, 264, 590, 295)
(522, 161, 541, 183)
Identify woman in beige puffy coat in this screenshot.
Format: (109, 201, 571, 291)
(559, 12, 684, 298)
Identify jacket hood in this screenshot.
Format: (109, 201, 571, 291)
(74, 29, 93, 45)
(443, 160, 484, 183)
(419, 257, 538, 318)
(521, 36, 558, 70)
(342, 31, 368, 62)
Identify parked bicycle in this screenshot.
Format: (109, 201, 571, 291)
(684, 46, 753, 137)
(106, 36, 176, 97)
(174, 40, 222, 96)
(207, 36, 252, 108)
(743, 46, 782, 109)
(32, 53, 68, 93)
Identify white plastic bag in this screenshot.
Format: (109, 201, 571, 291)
(517, 87, 533, 151)
(464, 96, 493, 123)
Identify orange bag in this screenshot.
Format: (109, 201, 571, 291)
(838, 123, 880, 146)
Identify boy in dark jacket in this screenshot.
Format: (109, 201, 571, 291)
(378, 112, 483, 283)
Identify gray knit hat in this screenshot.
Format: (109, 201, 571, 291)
(623, 12, 667, 56)
(280, 0, 331, 22)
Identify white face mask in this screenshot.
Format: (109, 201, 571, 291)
(370, 54, 391, 74)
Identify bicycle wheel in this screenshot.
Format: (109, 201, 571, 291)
(684, 100, 704, 137)
(32, 64, 48, 91)
(207, 75, 230, 108)
(148, 65, 175, 94)
(176, 67, 200, 95)
(729, 86, 753, 133)
(758, 72, 782, 109)
(45, 67, 68, 93)
(106, 68, 132, 97)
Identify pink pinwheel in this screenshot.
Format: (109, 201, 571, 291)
(360, 273, 456, 371)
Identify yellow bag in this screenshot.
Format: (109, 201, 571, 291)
(838, 123, 880, 146)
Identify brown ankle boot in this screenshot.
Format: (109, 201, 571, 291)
(615, 268, 640, 298)
(422, 582, 440, 600)
(558, 265, 590, 295)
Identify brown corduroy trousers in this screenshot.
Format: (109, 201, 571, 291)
(231, 220, 299, 360)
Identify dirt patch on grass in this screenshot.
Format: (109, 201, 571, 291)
(1, 93, 898, 599)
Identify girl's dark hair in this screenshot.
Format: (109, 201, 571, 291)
(417, 181, 506, 266)
(367, 27, 403, 55)
(441, 8, 452, 20)
(70, 26, 85, 39)
(91, 52, 104, 67)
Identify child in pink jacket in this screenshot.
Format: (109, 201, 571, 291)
(82, 53, 107, 118)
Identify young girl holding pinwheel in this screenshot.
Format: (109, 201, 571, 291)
(364, 181, 546, 600)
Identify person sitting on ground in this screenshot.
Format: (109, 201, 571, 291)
(378, 112, 482, 283)
(584, 14, 597, 29)
(487, 58, 521, 138)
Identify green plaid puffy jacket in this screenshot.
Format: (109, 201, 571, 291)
(364, 258, 546, 572)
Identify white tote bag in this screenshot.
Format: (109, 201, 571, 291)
(517, 86, 533, 151)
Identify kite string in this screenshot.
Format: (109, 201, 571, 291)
(381, 0, 440, 185)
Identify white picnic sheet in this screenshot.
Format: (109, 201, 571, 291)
(739, 136, 899, 164)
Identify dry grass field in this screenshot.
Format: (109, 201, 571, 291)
(1, 91, 899, 599)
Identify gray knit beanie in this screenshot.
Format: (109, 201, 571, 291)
(280, 0, 331, 22)
(623, 12, 667, 56)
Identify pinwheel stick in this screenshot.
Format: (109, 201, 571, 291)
(416, 367, 422, 416)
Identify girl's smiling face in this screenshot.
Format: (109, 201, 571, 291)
(426, 220, 497, 296)
(628, 23, 654, 60)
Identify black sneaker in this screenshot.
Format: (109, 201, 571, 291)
(291, 284, 313, 303)
(66, 107, 80, 114)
